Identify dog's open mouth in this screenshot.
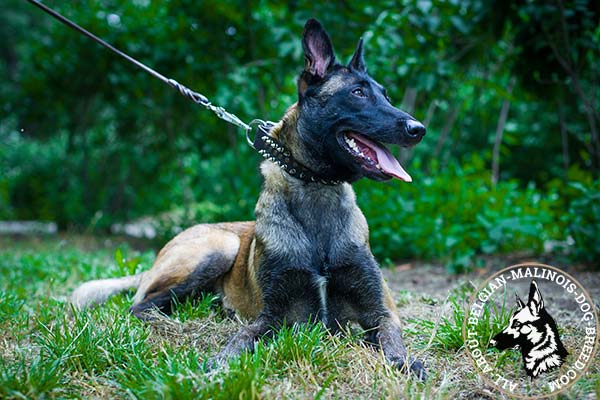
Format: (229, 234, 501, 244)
(340, 132, 412, 182)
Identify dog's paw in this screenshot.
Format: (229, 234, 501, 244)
(408, 357, 427, 382)
(390, 356, 427, 382)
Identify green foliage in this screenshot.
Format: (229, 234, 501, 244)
(113, 344, 205, 400)
(359, 155, 560, 272)
(37, 309, 152, 374)
(172, 293, 220, 322)
(1, 0, 599, 266)
(0, 291, 26, 327)
(564, 179, 600, 263)
(114, 246, 146, 275)
(407, 284, 512, 351)
(0, 237, 596, 398)
(407, 296, 467, 352)
(0, 354, 70, 399)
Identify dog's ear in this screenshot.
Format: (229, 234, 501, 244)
(302, 19, 335, 79)
(527, 280, 544, 316)
(348, 38, 366, 71)
(515, 293, 525, 310)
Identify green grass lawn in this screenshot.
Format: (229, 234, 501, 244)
(0, 235, 597, 399)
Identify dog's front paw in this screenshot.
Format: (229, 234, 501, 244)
(407, 357, 427, 382)
(390, 356, 427, 382)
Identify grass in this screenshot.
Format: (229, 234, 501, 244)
(0, 235, 597, 399)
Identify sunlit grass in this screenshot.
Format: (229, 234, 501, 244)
(0, 236, 595, 399)
(406, 283, 512, 352)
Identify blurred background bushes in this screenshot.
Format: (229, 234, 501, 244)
(1, 0, 599, 270)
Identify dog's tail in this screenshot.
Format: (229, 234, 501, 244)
(70, 273, 145, 309)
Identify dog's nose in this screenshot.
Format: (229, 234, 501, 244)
(489, 339, 497, 347)
(406, 120, 426, 139)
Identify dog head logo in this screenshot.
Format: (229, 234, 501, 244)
(490, 280, 568, 378)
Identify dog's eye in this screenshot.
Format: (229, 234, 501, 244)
(352, 88, 366, 98)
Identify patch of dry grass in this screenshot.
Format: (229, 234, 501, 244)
(0, 236, 597, 399)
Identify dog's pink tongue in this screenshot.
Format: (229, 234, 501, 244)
(349, 133, 412, 182)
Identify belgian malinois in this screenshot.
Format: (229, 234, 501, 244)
(72, 19, 427, 379)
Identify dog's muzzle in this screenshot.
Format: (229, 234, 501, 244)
(404, 120, 426, 145)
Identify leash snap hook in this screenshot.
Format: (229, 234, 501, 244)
(247, 119, 274, 149)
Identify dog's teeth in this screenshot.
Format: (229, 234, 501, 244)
(345, 136, 363, 156)
(345, 137, 356, 146)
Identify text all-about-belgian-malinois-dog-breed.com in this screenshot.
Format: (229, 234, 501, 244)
(71, 19, 427, 379)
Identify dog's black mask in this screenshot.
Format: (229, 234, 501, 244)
(296, 19, 425, 183)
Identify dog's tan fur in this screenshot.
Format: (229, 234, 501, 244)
(73, 104, 400, 323)
(72, 103, 399, 325)
(134, 222, 259, 316)
(70, 19, 427, 379)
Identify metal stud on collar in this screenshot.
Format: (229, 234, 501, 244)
(252, 122, 342, 186)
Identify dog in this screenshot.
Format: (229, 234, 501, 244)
(490, 280, 568, 378)
(71, 18, 427, 379)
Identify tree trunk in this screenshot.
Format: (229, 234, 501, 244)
(558, 102, 569, 180)
(433, 106, 459, 159)
(401, 87, 417, 115)
(491, 80, 515, 187)
(423, 99, 438, 127)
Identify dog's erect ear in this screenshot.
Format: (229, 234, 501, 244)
(302, 19, 335, 79)
(348, 38, 366, 71)
(515, 293, 525, 310)
(527, 280, 544, 316)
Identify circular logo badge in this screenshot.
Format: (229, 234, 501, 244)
(463, 263, 599, 399)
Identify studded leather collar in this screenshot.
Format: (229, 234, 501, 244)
(253, 122, 342, 186)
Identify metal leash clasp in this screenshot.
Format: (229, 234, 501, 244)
(246, 119, 276, 149)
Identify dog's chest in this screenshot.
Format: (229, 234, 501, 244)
(290, 187, 361, 263)
(254, 167, 372, 324)
(255, 173, 369, 270)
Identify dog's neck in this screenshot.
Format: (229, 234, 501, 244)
(270, 103, 338, 181)
(258, 106, 346, 193)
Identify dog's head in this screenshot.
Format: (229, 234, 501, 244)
(293, 19, 425, 183)
(490, 280, 547, 351)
